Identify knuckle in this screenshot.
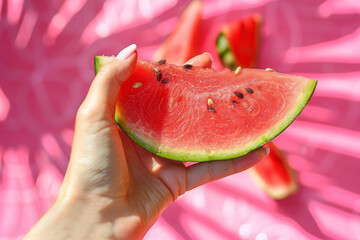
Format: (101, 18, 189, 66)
(96, 61, 123, 87)
(97, 62, 113, 76)
(98, 60, 122, 79)
(76, 103, 92, 121)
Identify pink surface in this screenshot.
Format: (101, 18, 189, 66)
(1, 0, 360, 239)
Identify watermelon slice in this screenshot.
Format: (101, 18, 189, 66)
(94, 56, 316, 161)
(250, 142, 298, 199)
(152, 0, 202, 65)
(215, 13, 298, 199)
(216, 14, 261, 69)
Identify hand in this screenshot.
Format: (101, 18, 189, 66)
(25, 45, 267, 240)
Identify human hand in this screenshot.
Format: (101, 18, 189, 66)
(25, 44, 267, 240)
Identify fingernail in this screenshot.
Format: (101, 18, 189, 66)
(185, 59, 194, 65)
(264, 147, 270, 157)
(116, 44, 137, 60)
(202, 52, 213, 62)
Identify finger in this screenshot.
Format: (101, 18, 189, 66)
(147, 154, 188, 200)
(79, 44, 138, 121)
(136, 145, 185, 173)
(186, 147, 267, 191)
(185, 52, 213, 68)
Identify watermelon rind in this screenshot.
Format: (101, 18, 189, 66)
(94, 56, 317, 162)
(216, 14, 262, 70)
(249, 142, 298, 199)
(216, 33, 238, 71)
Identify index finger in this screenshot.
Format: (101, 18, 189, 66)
(184, 52, 213, 68)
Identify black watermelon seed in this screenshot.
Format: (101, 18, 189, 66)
(246, 88, 254, 94)
(208, 106, 216, 112)
(183, 64, 193, 70)
(231, 100, 238, 105)
(157, 59, 166, 65)
(161, 78, 169, 84)
(234, 92, 244, 98)
(156, 71, 162, 81)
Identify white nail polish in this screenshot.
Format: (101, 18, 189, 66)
(264, 147, 270, 157)
(116, 44, 137, 60)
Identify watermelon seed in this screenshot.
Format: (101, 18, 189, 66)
(156, 72, 162, 81)
(152, 67, 159, 73)
(234, 92, 244, 98)
(161, 78, 169, 84)
(183, 64, 193, 70)
(234, 66, 242, 75)
(208, 106, 216, 113)
(157, 59, 166, 65)
(132, 82, 143, 88)
(207, 98, 214, 106)
(246, 88, 254, 94)
(231, 100, 237, 105)
(265, 68, 274, 72)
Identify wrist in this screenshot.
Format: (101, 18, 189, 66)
(25, 195, 146, 240)
(25, 196, 99, 240)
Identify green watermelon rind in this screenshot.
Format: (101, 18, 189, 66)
(94, 56, 317, 162)
(215, 33, 238, 71)
(94, 56, 108, 74)
(215, 14, 262, 70)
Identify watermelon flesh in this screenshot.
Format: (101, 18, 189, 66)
(94, 56, 316, 161)
(216, 14, 261, 69)
(152, 0, 202, 65)
(250, 142, 298, 199)
(153, 4, 296, 196)
(216, 13, 298, 198)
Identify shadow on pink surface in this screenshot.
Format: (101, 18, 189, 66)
(1, 0, 360, 239)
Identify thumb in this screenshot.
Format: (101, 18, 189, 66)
(80, 44, 138, 121)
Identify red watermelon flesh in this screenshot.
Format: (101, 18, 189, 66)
(152, 1, 202, 65)
(94, 56, 316, 161)
(216, 14, 261, 69)
(250, 142, 298, 199)
(216, 13, 298, 198)
(155, 6, 296, 198)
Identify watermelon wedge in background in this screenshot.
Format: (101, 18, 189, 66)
(250, 142, 297, 199)
(216, 14, 262, 69)
(216, 13, 298, 199)
(152, 0, 202, 65)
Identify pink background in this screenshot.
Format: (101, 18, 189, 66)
(1, 0, 360, 239)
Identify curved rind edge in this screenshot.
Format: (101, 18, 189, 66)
(95, 55, 317, 162)
(155, 78, 317, 162)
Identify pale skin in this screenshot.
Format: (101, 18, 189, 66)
(24, 47, 267, 240)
